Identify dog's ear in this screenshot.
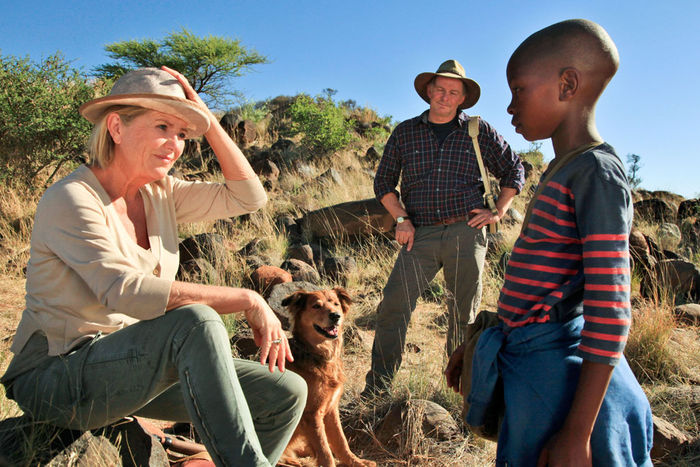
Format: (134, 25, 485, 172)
(333, 287, 353, 313)
(281, 290, 308, 315)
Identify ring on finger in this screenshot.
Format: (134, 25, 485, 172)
(271, 338, 282, 345)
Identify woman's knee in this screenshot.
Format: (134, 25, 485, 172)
(278, 370, 308, 413)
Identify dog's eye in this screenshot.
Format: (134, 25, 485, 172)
(313, 303, 321, 309)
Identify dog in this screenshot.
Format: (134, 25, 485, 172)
(279, 287, 375, 467)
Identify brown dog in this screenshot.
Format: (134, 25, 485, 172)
(279, 288, 375, 467)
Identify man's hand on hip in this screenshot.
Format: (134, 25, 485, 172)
(395, 220, 415, 251)
(468, 208, 501, 229)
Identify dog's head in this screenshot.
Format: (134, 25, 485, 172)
(281, 287, 352, 346)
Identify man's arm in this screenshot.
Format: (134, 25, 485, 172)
(380, 192, 416, 251)
(537, 361, 613, 467)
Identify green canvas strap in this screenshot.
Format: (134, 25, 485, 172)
(468, 116, 498, 233)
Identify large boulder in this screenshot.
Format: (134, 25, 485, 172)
(634, 198, 676, 224)
(677, 198, 700, 222)
(651, 416, 692, 461)
(280, 258, 321, 283)
(640, 259, 700, 302)
(250, 265, 293, 298)
(300, 198, 394, 239)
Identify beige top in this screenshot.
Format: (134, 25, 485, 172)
(11, 165, 267, 357)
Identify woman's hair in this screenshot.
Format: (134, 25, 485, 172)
(87, 105, 149, 168)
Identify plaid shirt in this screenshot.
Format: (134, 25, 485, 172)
(374, 111, 525, 226)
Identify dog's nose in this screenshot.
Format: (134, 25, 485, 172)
(329, 312, 341, 324)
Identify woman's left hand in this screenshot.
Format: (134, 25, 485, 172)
(160, 66, 214, 121)
(243, 290, 293, 373)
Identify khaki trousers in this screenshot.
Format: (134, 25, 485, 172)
(364, 222, 487, 393)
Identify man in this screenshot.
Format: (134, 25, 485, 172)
(363, 59, 525, 397)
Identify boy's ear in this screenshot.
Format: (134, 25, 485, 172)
(559, 67, 579, 101)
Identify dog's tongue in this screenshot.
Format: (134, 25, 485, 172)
(326, 326, 338, 336)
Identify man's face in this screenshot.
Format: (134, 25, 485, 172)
(506, 58, 564, 141)
(426, 76, 466, 123)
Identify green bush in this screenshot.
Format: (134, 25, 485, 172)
(287, 94, 354, 154)
(0, 52, 94, 184)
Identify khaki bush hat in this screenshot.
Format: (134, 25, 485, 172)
(79, 68, 210, 137)
(414, 59, 481, 109)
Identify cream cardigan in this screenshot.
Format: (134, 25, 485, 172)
(11, 165, 267, 357)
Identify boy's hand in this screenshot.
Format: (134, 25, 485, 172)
(537, 428, 592, 467)
(444, 342, 466, 394)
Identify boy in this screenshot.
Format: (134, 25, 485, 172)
(445, 19, 653, 466)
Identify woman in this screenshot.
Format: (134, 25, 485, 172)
(1, 67, 306, 467)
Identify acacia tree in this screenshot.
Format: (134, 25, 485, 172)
(0, 52, 94, 184)
(94, 28, 268, 109)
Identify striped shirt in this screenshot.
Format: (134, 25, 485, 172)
(498, 144, 633, 366)
(374, 111, 524, 226)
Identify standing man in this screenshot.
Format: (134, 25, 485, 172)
(363, 60, 525, 397)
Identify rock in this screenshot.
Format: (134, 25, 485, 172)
(237, 238, 263, 257)
(280, 258, 321, 283)
(640, 259, 700, 302)
(318, 167, 343, 185)
(629, 227, 656, 270)
(505, 206, 524, 224)
(301, 198, 394, 239)
(251, 159, 280, 180)
(271, 138, 295, 152)
(287, 244, 314, 266)
(365, 146, 381, 166)
(96, 417, 170, 467)
(375, 400, 461, 451)
(250, 265, 293, 298)
(235, 119, 257, 146)
(673, 303, 700, 325)
(521, 160, 534, 180)
(46, 431, 122, 467)
(634, 198, 676, 224)
(267, 281, 323, 318)
(179, 233, 228, 267)
(486, 231, 508, 258)
(680, 218, 700, 252)
(277, 215, 301, 237)
(651, 415, 692, 461)
(296, 162, 316, 178)
(10, 215, 32, 236)
(323, 256, 357, 283)
(657, 223, 681, 248)
(677, 198, 700, 222)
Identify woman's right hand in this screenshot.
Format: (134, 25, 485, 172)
(243, 290, 293, 373)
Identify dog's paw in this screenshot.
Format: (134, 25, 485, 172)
(348, 459, 376, 467)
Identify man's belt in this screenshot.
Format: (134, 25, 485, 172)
(432, 214, 473, 226)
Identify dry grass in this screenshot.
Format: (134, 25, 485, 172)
(1, 135, 699, 464)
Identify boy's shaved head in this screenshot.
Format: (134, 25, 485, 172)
(509, 19, 619, 98)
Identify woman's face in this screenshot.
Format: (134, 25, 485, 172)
(111, 110, 189, 182)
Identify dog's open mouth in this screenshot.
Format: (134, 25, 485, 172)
(313, 324, 339, 339)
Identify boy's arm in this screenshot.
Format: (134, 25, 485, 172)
(537, 361, 613, 467)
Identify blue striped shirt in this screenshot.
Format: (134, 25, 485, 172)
(498, 144, 632, 366)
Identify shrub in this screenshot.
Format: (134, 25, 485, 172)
(0, 52, 94, 184)
(287, 94, 354, 154)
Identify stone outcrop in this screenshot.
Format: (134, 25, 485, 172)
(300, 198, 394, 239)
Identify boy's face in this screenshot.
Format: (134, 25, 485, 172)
(506, 58, 565, 141)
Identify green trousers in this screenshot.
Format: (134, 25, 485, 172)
(8, 305, 307, 467)
(365, 222, 487, 393)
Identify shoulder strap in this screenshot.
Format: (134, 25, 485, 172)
(468, 116, 498, 233)
(520, 142, 603, 232)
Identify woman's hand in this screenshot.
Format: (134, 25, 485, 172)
(243, 290, 293, 373)
(160, 66, 215, 123)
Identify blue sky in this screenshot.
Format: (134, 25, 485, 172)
(2, 0, 698, 198)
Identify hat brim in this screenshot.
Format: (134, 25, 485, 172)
(414, 72, 481, 110)
(79, 94, 210, 138)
